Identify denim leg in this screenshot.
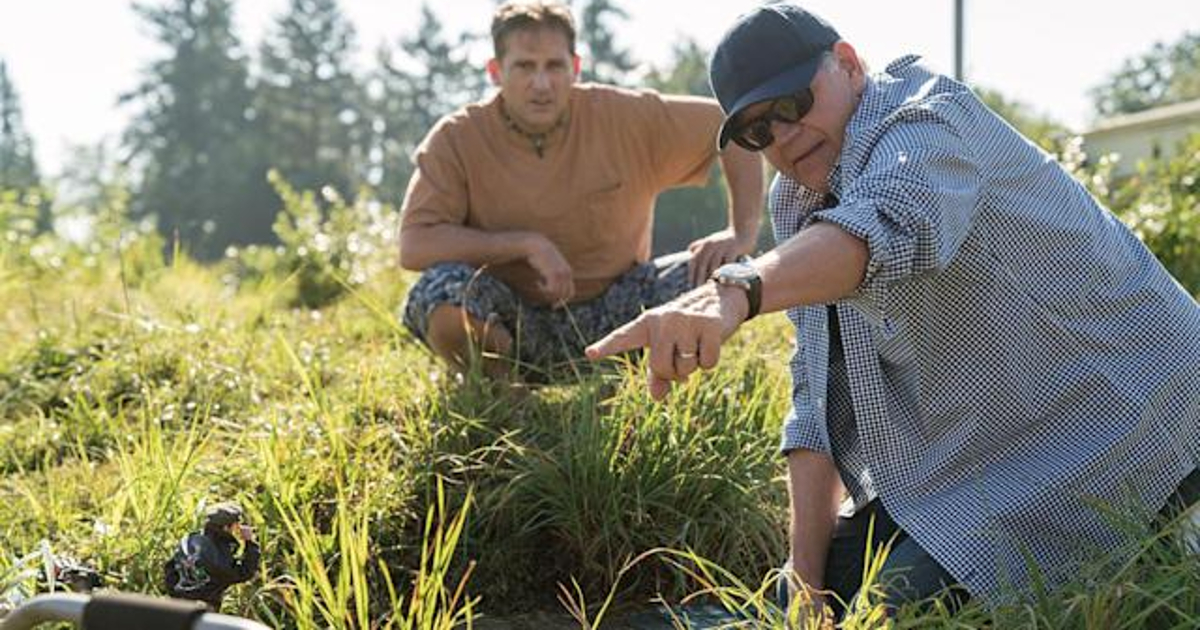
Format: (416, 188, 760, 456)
(646, 251, 693, 306)
(1160, 466, 1200, 518)
(775, 501, 902, 620)
(1160, 467, 1200, 554)
(875, 536, 968, 614)
(775, 500, 966, 619)
(401, 262, 565, 376)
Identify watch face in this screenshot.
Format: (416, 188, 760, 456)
(715, 262, 757, 284)
(711, 261, 761, 321)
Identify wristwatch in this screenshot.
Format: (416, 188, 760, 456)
(710, 261, 762, 322)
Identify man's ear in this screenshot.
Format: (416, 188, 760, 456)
(572, 54, 582, 79)
(487, 58, 503, 86)
(832, 41, 863, 79)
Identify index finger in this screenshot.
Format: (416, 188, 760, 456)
(586, 317, 650, 361)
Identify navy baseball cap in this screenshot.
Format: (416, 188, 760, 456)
(709, 4, 840, 149)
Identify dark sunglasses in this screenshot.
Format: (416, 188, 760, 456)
(731, 89, 814, 151)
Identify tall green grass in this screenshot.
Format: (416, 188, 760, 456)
(3, 218, 1199, 628)
(0, 249, 792, 625)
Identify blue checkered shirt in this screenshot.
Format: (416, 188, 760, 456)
(772, 55, 1200, 601)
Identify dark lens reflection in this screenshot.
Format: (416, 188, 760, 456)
(732, 89, 814, 152)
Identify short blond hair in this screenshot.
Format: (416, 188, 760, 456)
(491, 1, 577, 59)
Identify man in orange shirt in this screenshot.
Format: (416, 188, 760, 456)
(399, 0, 764, 380)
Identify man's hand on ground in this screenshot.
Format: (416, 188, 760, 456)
(687, 228, 756, 287)
(523, 233, 575, 306)
(782, 583, 833, 628)
(585, 282, 748, 400)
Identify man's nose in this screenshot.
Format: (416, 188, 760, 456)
(531, 70, 552, 90)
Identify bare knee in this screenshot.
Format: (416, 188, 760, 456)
(426, 305, 473, 359)
(426, 305, 513, 371)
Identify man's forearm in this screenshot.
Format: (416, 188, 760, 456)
(786, 448, 843, 593)
(718, 145, 764, 243)
(753, 222, 868, 314)
(399, 223, 535, 271)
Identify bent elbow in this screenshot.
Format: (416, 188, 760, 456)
(398, 231, 428, 271)
(398, 248, 424, 271)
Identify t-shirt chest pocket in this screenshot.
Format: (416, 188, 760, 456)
(581, 182, 627, 248)
(585, 182, 623, 219)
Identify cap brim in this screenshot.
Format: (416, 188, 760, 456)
(717, 56, 825, 149)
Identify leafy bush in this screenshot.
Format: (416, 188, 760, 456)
(238, 171, 399, 308)
(1, 183, 164, 283)
(1110, 133, 1200, 293)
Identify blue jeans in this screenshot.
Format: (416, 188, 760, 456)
(776, 500, 964, 621)
(778, 467, 1200, 619)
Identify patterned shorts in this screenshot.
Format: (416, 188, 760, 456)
(402, 252, 692, 378)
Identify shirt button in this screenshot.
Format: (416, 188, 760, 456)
(815, 397, 826, 411)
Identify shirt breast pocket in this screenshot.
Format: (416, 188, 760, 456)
(581, 182, 628, 251)
(586, 182, 623, 213)
(873, 316, 914, 368)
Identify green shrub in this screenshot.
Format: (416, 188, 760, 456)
(1112, 133, 1200, 294)
(253, 171, 399, 308)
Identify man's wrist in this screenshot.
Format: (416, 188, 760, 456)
(514, 231, 545, 260)
(732, 233, 756, 256)
(786, 555, 825, 592)
(731, 220, 758, 246)
(709, 261, 762, 321)
(714, 283, 751, 325)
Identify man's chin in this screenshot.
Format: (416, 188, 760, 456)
(785, 170, 827, 192)
(519, 109, 563, 130)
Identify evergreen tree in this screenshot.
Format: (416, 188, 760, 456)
(58, 141, 124, 211)
(1091, 31, 1200, 116)
(0, 59, 41, 193)
(122, 0, 275, 258)
(373, 4, 485, 205)
(575, 0, 635, 85)
(643, 38, 712, 97)
(256, 0, 370, 197)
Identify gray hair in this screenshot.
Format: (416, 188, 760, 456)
(818, 46, 869, 75)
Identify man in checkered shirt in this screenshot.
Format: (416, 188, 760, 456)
(589, 2, 1200, 619)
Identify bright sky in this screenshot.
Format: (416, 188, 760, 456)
(1, 0, 1196, 178)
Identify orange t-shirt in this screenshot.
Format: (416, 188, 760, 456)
(400, 83, 722, 304)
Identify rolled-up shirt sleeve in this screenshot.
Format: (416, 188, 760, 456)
(815, 112, 982, 317)
(780, 405, 833, 456)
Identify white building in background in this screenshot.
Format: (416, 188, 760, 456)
(1082, 98, 1200, 177)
